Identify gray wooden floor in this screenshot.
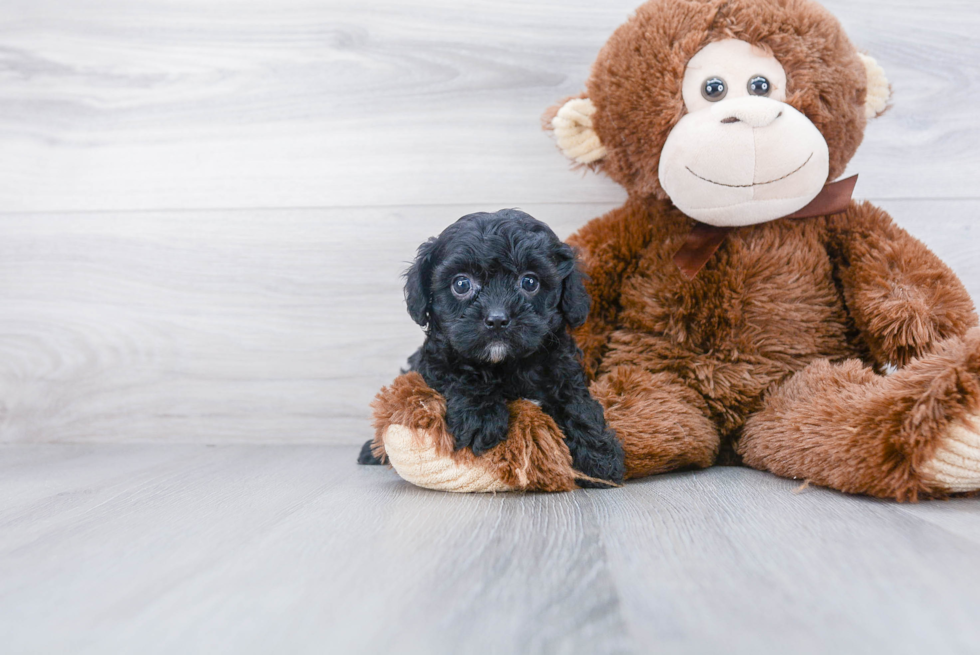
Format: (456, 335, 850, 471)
(1, 444, 979, 655)
(1, 0, 979, 652)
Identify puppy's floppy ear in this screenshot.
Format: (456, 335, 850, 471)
(404, 237, 438, 327)
(556, 242, 591, 328)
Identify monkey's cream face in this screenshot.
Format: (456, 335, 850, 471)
(658, 39, 831, 227)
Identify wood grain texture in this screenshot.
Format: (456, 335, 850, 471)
(0, 0, 977, 213)
(590, 470, 980, 654)
(0, 199, 975, 445)
(2, 3, 979, 652)
(0, 444, 978, 654)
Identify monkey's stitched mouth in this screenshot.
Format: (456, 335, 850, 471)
(685, 152, 813, 188)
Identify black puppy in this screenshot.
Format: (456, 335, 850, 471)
(359, 209, 625, 485)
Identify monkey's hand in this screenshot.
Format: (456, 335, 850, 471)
(370, 374, 580, 492)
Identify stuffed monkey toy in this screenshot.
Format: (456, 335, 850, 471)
(369, 0, 980, 501)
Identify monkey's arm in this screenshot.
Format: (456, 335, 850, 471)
(824, 201, 977, 368)
(566, 201, 656, 377)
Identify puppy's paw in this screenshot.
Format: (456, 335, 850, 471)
(470, 422, 511, 456)
(357, 439, 385, 465)
(921, 412, 980, 494)
(569, 429, 626, 486)
(445, 409, 476, 452)
(445, 403, 510, 456)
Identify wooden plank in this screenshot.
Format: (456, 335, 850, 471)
(1, 445, 978, 653)
(0, 0, 976, 212)
(0, 444, 634, 654)
(0, 199, 976, 445)
(589, 468, 980, 654)
(891, 497, 980, 546)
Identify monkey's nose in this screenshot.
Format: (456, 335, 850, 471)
(719, 102, 783, 128)
(484, 311, 510, 330)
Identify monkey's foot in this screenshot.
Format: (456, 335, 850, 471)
(920, 413, 980, 494)
(381, 424, 515, 493)
(369, 373, 579, 493)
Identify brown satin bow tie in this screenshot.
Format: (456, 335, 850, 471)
(673, 174, 859, 280)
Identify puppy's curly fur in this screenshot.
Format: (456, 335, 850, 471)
(359, 209, 625, 485)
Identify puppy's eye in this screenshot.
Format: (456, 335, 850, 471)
(747, 75, 771, 97)
(520, 274, 539, 294)
(702, 77, 727, 101)
(451, 275, 473, 299)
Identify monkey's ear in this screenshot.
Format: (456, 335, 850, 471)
(404, 238, 438, 327)
(556, 243, 591, 328)
(858, 54, 891, 119)
(546, 97, 608, 165)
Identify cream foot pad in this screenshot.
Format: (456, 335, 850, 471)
(382, 424, 514, 493)
(921, 414, 980, 494)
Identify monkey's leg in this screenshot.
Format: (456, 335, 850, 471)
(739, 328, 980, 501)
(591, 366, 720, 479)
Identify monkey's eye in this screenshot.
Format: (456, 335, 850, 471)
(701, 77, 727, 101)
(747, 75, 771, 96)
(520, 274, 539, 295)
(451, 275, 473, 299)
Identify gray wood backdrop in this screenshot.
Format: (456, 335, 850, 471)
(1, 0, 978, 445)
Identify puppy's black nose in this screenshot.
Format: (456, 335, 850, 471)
(484, 311, 510, 330)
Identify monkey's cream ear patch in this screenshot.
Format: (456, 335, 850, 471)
(551, 97, 607, 165)
(859, 53, 890, 119)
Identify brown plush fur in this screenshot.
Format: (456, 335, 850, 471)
(739, 328, 980, 501)
(485, 400, 579, 492)
(371, 371, 457, 462)
(823, 206, 977, 367)
(374, 0, 980, 500)
(570, 197, 977, 429)
(540, 0, 979, 500)
(568, 194, 977, 496)
(571, 0, 868, 200)
(590, 366, 719, 478)
(372, 373, 580, 492)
